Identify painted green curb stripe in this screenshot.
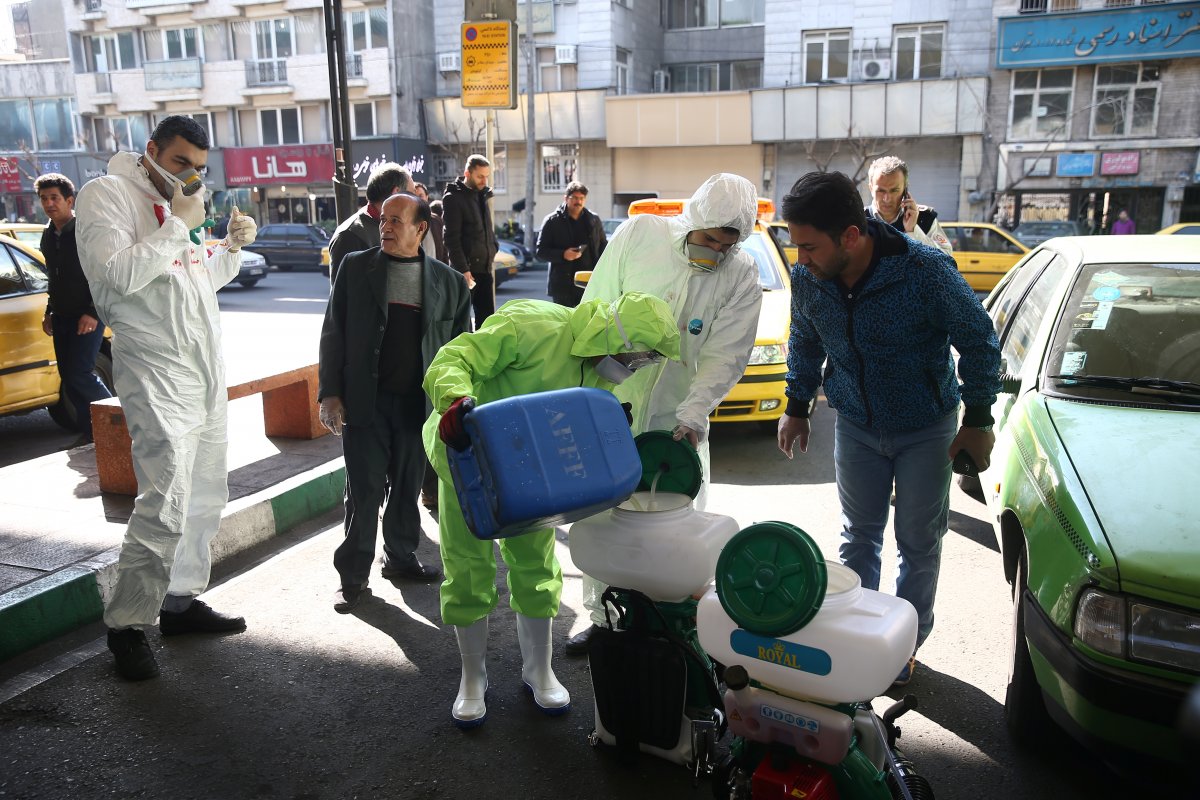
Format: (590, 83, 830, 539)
(269, 466, 345, 534)
(0, 568, 103, 662)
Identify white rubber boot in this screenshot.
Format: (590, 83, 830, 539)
(452, 618, 488, 728)
(515, 613, 571, 715)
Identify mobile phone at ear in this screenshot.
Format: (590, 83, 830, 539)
(576, 244, 588, 253)
(901, 187, 911, 201)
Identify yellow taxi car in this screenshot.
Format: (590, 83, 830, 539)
(575, 197, 792, 429)
(767, 220, 797, 266)
(941, 221, 1029, 292)
(1156, 222, 1200, 235)
(0, 233, 113, 431)
(0, 221, 47, 249)
(492, 248, 520, 288)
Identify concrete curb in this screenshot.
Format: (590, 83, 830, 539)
(0, 459, 345, 662)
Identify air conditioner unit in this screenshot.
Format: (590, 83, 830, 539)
(861, 58, 891, 81)
(652, 69, 670, 93)
(438, 52, 461, 73)
(555, 45, 577, 65)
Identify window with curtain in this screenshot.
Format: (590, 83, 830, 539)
(1010, 68, 1074, 140)
(260, 108, 302, 145)
(1091, 63, 1159, 138)
(0, 100, 34, 150)
(803, 30, 850, 82)
(33, 99, 75, 150)
(895, 23, 944, 80)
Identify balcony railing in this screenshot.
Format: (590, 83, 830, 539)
(348, 53, 363, 78)
(84, 0, 102, 11)
(144, 58, 202, 91)
(246, 59, 287, 87)
(94, 72, 112, 93)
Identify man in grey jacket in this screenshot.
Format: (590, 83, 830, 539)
(318, 193, 472, 611)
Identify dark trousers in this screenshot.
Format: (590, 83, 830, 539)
(335, 391, 425, 588)
(51, 314, 111, 437)
(471, 271, 495, 327)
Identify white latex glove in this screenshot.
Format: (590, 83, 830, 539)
(672, 424, 704, 448)
(319, 397, 346, 437)
(227, 205, 258, 251)
(171, 181, 206, 231)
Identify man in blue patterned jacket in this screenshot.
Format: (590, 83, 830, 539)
(776, 171, 1000, 687)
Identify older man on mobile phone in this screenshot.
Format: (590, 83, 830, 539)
(864, 156, 952, 256)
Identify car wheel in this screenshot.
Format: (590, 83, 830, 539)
(240, 279, 259, 288)
(47, 394, 79, 432)
(95, 350, 115, 394)
(47, 351, 117, 432)
(1005, 552, 1053, 747)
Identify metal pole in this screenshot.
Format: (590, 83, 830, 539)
(523, 0, 535, 252)
(486, 109, 495, 229)
(323, 0, 357, 221)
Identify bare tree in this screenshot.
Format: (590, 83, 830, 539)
(799, 128, 907, 189)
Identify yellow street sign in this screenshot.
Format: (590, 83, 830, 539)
(461, 21, 517, 109)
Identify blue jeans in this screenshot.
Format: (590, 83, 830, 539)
(834, 411, 956, 650)
(51, 314, 111, 437)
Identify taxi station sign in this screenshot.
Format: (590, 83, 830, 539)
(461, 21, 518, 109)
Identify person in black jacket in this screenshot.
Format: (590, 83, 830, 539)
(36, 173, 112, 445)
(536, 181, 607, 307)
(317, 193, 472, 612)
(441, 154, 498, 325)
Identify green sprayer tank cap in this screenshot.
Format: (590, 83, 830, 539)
(633, 430, 704, 499)
(714, 521, 828, 636)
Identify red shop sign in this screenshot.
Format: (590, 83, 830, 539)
(0, 157, 23, 192)
(223, 144, 335, 186)
(1100, 151, 1140, 176)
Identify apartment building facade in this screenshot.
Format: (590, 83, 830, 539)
(987, 0, 1200, 232)
(1, 0, 436, 228)
(425, 0, 992, 222)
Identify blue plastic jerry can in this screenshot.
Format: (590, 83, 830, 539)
(447, 387, 642, 540)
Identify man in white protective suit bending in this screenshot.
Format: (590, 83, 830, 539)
(76, 115, 259, 681)
(569, 173, 762, 655)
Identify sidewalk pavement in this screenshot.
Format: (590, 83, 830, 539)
(0, 396, 346, 662)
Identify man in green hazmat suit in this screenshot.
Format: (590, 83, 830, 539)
(423, 292, 681, 728)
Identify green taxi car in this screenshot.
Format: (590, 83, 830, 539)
(979, 235, 1199, 765)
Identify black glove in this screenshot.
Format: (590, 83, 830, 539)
(438, 397, 476, 451)
(621, 402, 633, 427)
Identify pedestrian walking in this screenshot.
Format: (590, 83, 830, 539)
(537, 181, 607, 307)
(328, 162, 413, 286)
(864, 156, 953, 256)
(442, 154, 499, 325)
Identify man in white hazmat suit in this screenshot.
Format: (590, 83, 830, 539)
(75, 116, 258, 681)
(569, 172, 762, 655)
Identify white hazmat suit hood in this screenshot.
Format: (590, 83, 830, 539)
(581, 173, 763, 511)
(76, 150, 243, 629)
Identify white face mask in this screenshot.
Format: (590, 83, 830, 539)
(144, 151, 204, 197)
(594, 356, 635, 385)
(686, 241, 722, 273)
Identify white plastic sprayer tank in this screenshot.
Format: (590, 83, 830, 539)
(568, 431, 739, 602)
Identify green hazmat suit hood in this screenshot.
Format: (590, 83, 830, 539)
(568, 291, 681, 362)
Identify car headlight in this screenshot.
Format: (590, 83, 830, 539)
(1074, 589, 1125, 657)
(748, 343, 787, 366)
(1075, 587, 1200, 672)
(1130, 602, 1200, 672)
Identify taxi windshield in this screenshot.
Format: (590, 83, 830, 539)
(1046, 262, 1200, 402)
(739, 230, 786, 291)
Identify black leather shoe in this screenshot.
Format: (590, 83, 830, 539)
(159, 600, 247, 636)
(381, 558, 442, 582)
(334, 585, 371, 613)
(564, 624, 600, 657)
(420, 490, 438, 511)
(108, 628, 159, 681)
